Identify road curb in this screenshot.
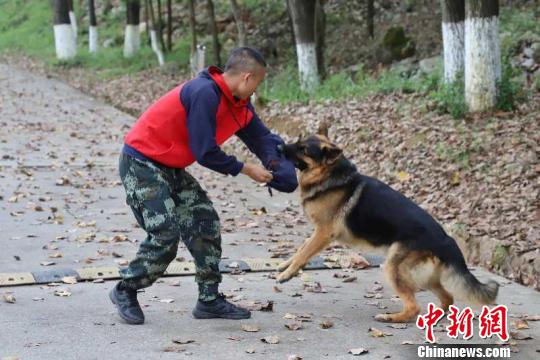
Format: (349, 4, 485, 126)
(0, 255, 384, 287)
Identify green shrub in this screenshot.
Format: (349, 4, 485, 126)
(430, 74, 466, 119)
(496, 55, 526, 111)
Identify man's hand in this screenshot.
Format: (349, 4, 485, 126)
(241, 163, 273, 183)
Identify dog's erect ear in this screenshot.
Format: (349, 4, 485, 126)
(318, 122, 329, 138)
(323, 146, 342, 164)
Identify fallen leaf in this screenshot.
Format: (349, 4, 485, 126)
(513, 319, 529, 330)
(54, 289, 72, 297)
(349, 347, 369, 355)
(524, 315, 540, 321)
(242, 325, 260, 332)
(303, 281, 327, 293)
(369, 327, 392, 337)
(261, 335, 279, 344)
(3, 294, 16, 304)
(510, 331, 533, 340)
(288, 355, 302, 360)
(285, 322, 303, 331)
(172, 338, 195, 345)
(162, 346, 185, 353)
(320, 320, 334, 329)
(397, 170, 410, 182)
(62, 276, 77, 284)
(389, 323, 408, 329)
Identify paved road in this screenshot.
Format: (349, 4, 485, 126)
(0, 64, 539, 359)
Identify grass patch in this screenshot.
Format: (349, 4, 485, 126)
(0, 0, 191, 79)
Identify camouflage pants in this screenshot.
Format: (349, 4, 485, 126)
(118, 153, 222, 301)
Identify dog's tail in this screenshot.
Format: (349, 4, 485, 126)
(440, 240, 499, 305)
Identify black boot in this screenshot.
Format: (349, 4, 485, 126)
(109, 282, 145, 325)
(192, 293, 251, 320)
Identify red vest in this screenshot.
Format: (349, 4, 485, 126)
(124, 67, 253, 168)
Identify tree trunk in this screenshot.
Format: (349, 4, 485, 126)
(191, 44, 206, 76)
(53, 0, 76, 60)
(441, 0, 465, 83)
(67, 0, 77, 42)
(88, 0, 98, 53)
(156, 0, 167, 53)
(147, 0, 165, 65)
(230, 0, 246, 46)
(124, 0, 141, 57)
(367, 0, 374, 38)
(464, 0, 500, 112)
(188, 0, 197, 54)
(288, 0, 320, 93)
(314, 0, 326, 79)
(207, 0, 221, 67)
(144, 0, 151, 45)
(166, 0, 172, 51)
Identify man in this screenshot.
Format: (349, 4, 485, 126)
(109, 47, 297, 324)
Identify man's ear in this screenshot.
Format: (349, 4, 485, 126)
(318, 122, 329, 138)
(323, 146, 342, 164)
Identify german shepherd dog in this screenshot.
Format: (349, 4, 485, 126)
(276, 124, 499, 323)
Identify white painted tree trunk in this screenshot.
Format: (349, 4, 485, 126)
(464, 16, 501, 112)
(442, 21, 464, 82)
(68, 11, 77, 42)
(191, 44, 206, 76)
(54, 24, 77, 60)
(123, 25, 140, 57)
(89, 26, 98, 53)
(150, 30, 165, 66)
(296, 42, 319, 94)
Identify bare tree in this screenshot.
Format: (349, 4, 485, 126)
(188, 0, 197, 54)
(464, 0, 500, 111)
(53, 0, 76, 60)
(88, 0, 98, 53)
(124, 0, 141, 57)
(288, 0, 320, 93)
(67, 0, 77, 42)
(156, 0, 167, 52)
(144, 0, 151, 45)
(230, 0, 246, 46)
(147, 0, 165, 65)
(166, 0, 172, 51)
(367, 0, 374, 38)
(441, 0, 465, 83)
(314, 0, 326, 79)
(207, 0, 222, 66)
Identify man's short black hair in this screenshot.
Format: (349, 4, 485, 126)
(224, 47, 267, 74)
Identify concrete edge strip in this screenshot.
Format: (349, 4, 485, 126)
(0, 255, 384, 287)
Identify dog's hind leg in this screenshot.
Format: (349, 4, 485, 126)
(276, 227, 332, 283)
(375, 246, 420, 323)
(430, 282, 454, 311)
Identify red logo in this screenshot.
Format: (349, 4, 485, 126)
(479, 305, 509, 341)
(417, 303, 508, 343)
(446, 305, 474, 340)
(416, 303, 445, 343)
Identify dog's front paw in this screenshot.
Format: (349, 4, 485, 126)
(374, 313, 393, 323)
(277, 259, 292, 272)
(276, 270, 295, 283)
